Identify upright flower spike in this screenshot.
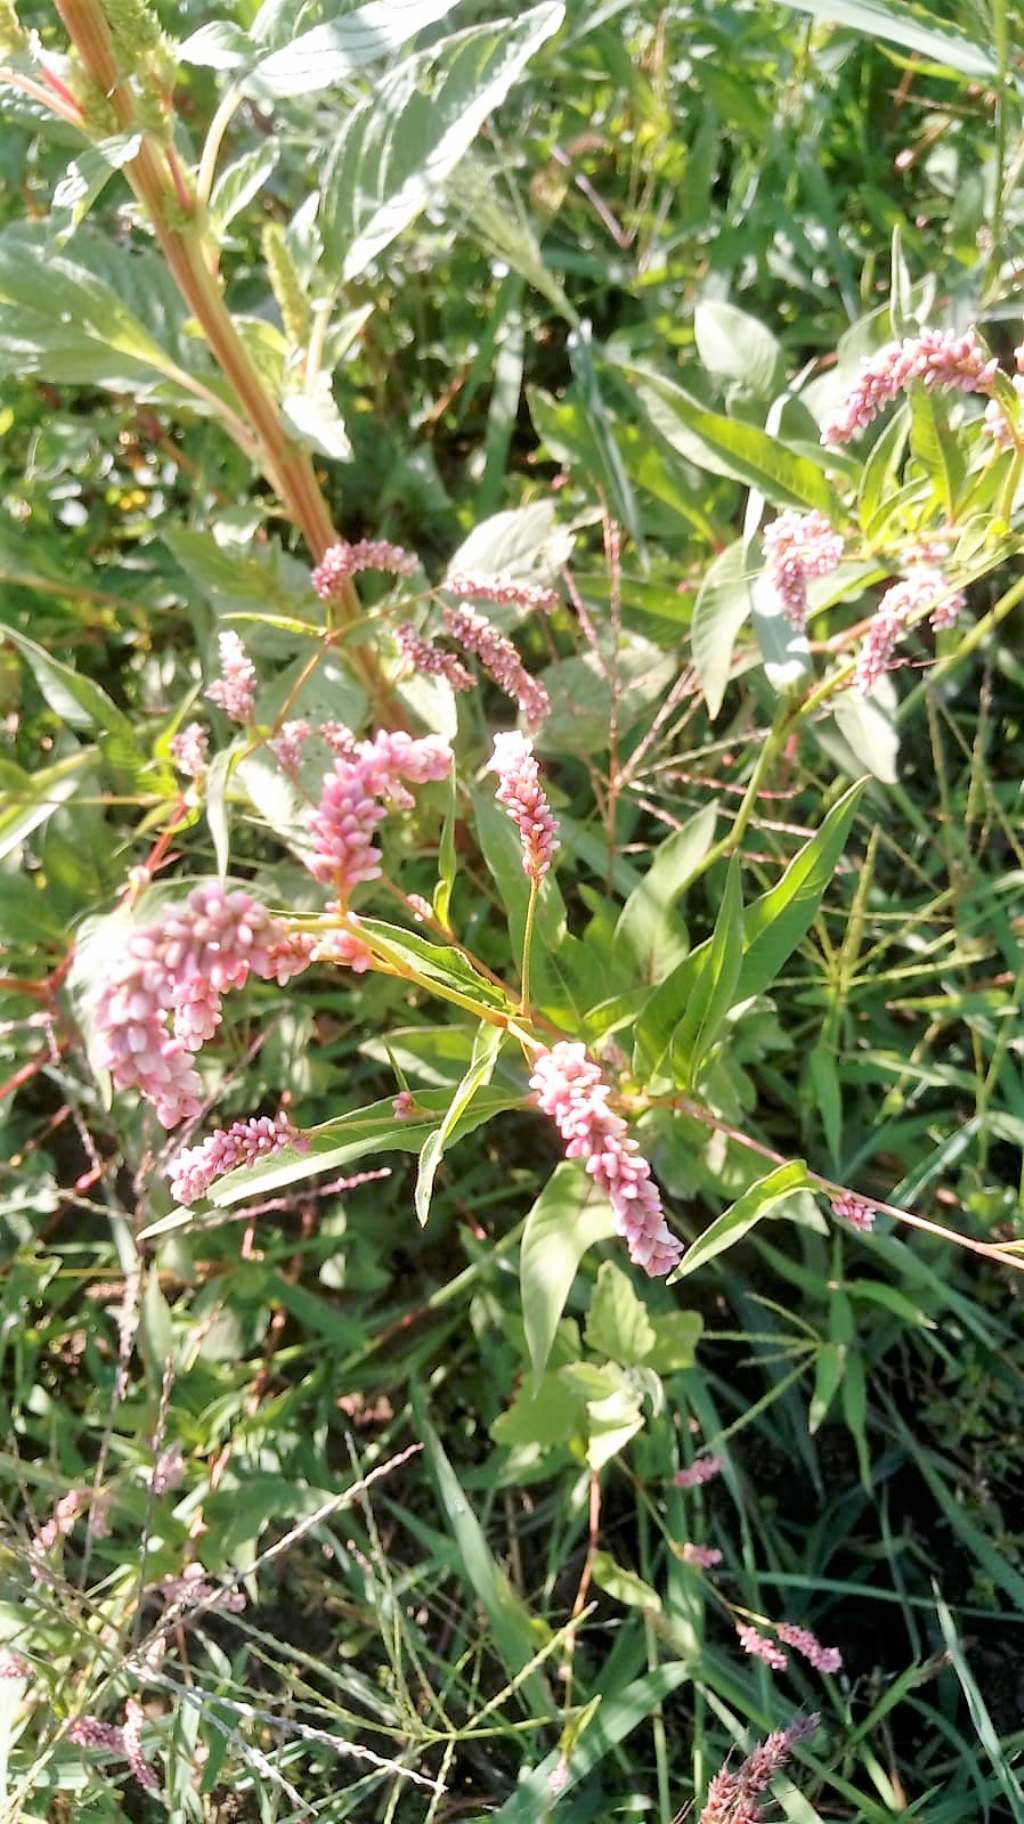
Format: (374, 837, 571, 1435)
(821, 326, 997, 446)
(206, 631, 257, 724)
(93, 884, 312, 1128)
(442, 603, 550, 727)
(699, 1716, 819, 1824)
(268, 718, 312, 773)
(776, 1623, 842, 1674)
(307, 728, 452, 898)
(487, 731, 558, 886)
(530, 1042, 682, 1276)
(169, 722, 208, 780)
(762, 510, 844, 629)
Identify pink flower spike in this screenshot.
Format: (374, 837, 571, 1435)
(393, 1089, 416, 1120)
(530, 1042, 681, 1277)
(206, 631, 257, 724)
(445, 570, 561, 616)
(831, 1191, 876, 1232)
(0, 1654, 30, 1679)
(675, 1454, 724, 1489)
(311, 539, 418, 599)
(822, 326, 998, 446)
(168, 1110, 304, 1205)
(442, 603, 550, 728)
(307, 728, 452, 899)
(762, 511, 844, 630)
(169, 722, 208, 780)
(776, 1623, 842, 1674)
(397, 623, 474, 692)
(681, 1542, 723, 1568)
(268, 719, 312, 773)
(487, 731, 558, 887)
(737, 1623, 789, 1672)
(123, 1698, 159, 1794)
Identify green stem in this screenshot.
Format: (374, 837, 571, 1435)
(520, 878, 538, 1013)
(682, 700, 794, 890)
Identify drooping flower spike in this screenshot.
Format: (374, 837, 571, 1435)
(530, 1042, 682, 1277)
(311, 539, 418, 599)
(762, 511, 844, 630)
(168, 1110, 304, 1205)
(442, 603, 550, 727)
(307, 728, 452, 900)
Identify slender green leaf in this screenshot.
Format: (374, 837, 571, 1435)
(414, 1022, 502, 1225)
(669, 1160, 811, 1281)
(521, 1163, 616, 1382)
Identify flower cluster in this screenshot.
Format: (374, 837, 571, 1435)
(831, 1190, 876, 1231)
(854, 559, 964, 694)
(168, 1110, 303, 1205)
(822, 326, 998, 446)
(397, 622, 474, 692)
(268, 718, 312, 773)
(150, 1443, 186, 1495)
(0, 1654, 30, 1679)
(169, 721, 208, 780)
(68, 1703, 158, 1795)
(206, 630, 258, 723)
(94, 884, 311, 1127)
(681, 1542, 723, 1568)
(445, 570, 561, 616)
(311, 539, 418, 599)
(308, 728, 451, 899)
(487, 731, 558, 886)
(699, 1715, 818, 1824)
(776, 1622, 842, 1674)
(762, 510, 844, 629)
(674, 1454, 724, 1489)
(530, 1042, 682, 1276)
(984, 344, 1024, 448)
(443, 603, 550, 727)
(737, 1623, 789, 1671)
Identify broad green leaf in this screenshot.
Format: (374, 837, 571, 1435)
(691, 538, 754, 718)
(51, 135, 141, 240)
(857, 408, 910, 533)
(0, 226, 183, 391)
(614, 804, 717, 985)
(586, 1385, 644, 1469)
(178, 21, 253, 67)
(521, 1163, 616, 1382)
(203, 1087, 519, 1210)
(210, 143, 280, 235)
(618, 359, 840, 513)
(281, 382, 352, 462)
(355, 917, 511, 1010)
(908, 385, 964, 520)
(775, 0, 996, 78)
(584, 1262, 655, 1366)
(694, 300, 784, 398)
(590, 1550, 661, 1612)
(751, 572, 812, 693)
(536, 639, 676, 759)
(321, 6, 564, 280)
(247, 0, 460, 96)
(205, 745, 237, 879)
(446, 501, 574, 602)
(669, 857, 744, 1087)
(832, 689, 900, 784)
(1, 626, 133, 737)
(735, 778, 867, 1002)
(414, 1395, 552, 1709)
(490, 1373, 582, 1448)
(646, 1310, 703, 1374)
(669, 1160, 811, 1281)
(414, 1022, 502, 1225)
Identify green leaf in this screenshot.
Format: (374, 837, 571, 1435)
(1, 625, 133, 737)
(355, 917, 511, 1010)
(584, 1262, 655, 1366)
(414, 1393, 553, 1710)
(490, 1373, 583, 1448)
(618, 359, 840, 513)
(831, 689, 900, 785)
(521, 1163, 616, 1382)
(0, 225, 182, 391)
(203, 1087, 519, 1209)
(809, 1340, 845, 1434)
(205, 745, 237, 880)
(209, 143, 279, 235)
(586, 1385, 644, 1469)
(694, 300, 784, 398)
(774, 0, 996, 79)
(0, 753, 90, 864)
(857, 408, 910, 533)
(414, 1022, 502, 1226)
(246, 0, 460, 96)
(321, 6, 564, 280)
(590, 1550, 661, 1612)
(735, 778, 867, 1002)
(669, 856, 744, 1086)
(645, 1311, 703, 1374)
(669, 1160, 812, 1281)
(807, 1043, 842, 1168)
(178, 20, 253, 67)
(691, 538, 754, 719)
(281, 382, 353, 462)
(908, 384, 965, 520)
(536, 639, 675, 759)
(432, 765, 458, 928)
(452, 155, 578, 325)
(51, 134, 141, 240)
(614, 804, 717, 985)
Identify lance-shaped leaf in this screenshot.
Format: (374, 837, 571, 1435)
(415, 1022, 503, 1225)
(669, 1160, 811, 1281)
(321, 5, 564, 281)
